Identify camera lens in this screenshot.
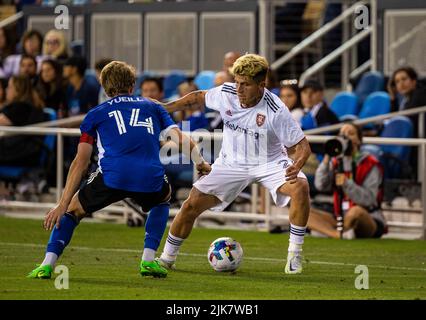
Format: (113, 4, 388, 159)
(324, 138, 343, 157)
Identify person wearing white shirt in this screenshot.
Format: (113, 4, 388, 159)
(159, 54, 312, 274)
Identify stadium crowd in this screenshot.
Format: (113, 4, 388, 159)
(1, 25, 426, 239)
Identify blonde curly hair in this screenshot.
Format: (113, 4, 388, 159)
(230, 53, 269, 83)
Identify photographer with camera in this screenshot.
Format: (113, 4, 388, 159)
(307, 123, 387, 239)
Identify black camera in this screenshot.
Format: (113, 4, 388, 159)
(324, 136, 353, 157)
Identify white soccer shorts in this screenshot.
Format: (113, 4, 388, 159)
(193, 158, 307, 211)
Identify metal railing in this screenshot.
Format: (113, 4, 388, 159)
(299, 27, 371, 86)
(349, 59, 372, 82)
(270, 0, 368, 71)
(1, 107, 425, 239)
(0, 11, 24, 29)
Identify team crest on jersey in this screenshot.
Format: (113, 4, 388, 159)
(225, 109, 232, 117)
(256, 113, 266, 126)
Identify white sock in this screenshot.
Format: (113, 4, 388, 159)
(161, 232, 184, 261)
(288, 223, 306, 253)
(41, 252, 58, 267)
(142, 248, 156, 262)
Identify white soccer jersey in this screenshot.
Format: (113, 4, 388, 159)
(205, 82, 305, 166)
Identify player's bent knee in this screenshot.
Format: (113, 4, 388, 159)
(297, 179, 310, 195)
(180, 198, 199, 218)
(284, 178, 309, 199)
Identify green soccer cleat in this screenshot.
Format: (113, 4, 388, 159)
(27, 265, 53, 279)
(285, 251, 303, 275)
(140, 260, 168, 278)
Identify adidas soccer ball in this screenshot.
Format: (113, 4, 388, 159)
(207, 237, 243, 272)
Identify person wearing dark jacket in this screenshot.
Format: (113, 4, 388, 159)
(0, 75, 45, 167)
(36, 59, 66, 114)
(388, 66, 426, 138)
(300, 80, 339, 155)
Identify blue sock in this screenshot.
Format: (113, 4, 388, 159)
(144, 203, 170, 251)
(46, 213, 78, 257)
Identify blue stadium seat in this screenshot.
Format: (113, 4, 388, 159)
(360, 144, 383, 160)
(358, 92, 390, 129)
(194, 71, 216, 90)
(380, 116, 413, 162)
(379, 116, 414, 179)
(330, 92, 359, 120)
(163, 70, 187, 100)
(0, 108, 57, 181)
(354, 71, 385, 106)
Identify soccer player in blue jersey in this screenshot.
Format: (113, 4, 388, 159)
(28, 61, 211, 279)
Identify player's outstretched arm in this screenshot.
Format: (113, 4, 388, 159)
(168, 127, 211, 175)
(163, 90, 207, 113)
(285, 137, 311, 183)
(44, 142, 93, 230)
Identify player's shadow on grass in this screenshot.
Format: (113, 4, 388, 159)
(70, 277, 167, 288)
(171, 267, 326, 285)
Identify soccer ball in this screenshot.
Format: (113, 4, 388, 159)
(207, 237, 243, 272)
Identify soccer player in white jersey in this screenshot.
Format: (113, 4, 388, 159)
(159, 54, 311, 274)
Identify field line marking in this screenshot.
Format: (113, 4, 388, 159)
(1, 241, 425, 272)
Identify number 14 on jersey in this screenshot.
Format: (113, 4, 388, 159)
(109, 109, 154, 135)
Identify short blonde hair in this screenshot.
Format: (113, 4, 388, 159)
(230, 54, 269, 83)
(100, 61, 136, 97)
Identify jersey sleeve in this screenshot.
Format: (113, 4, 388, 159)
(205, 85, 224, 112)
(272, 107, 305, 148)
(156, 103, 178, 141)
(79, 111, 97, 138)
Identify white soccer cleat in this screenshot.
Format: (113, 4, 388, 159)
(285, 251, 303, 274)
(156, 256, 176, 270)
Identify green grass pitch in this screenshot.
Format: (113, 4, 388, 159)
(0, 216, 425, 300)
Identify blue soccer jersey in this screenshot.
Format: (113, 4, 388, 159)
(80, 95, 177, 192)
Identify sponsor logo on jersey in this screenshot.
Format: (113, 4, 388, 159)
(224, 120, 261, 139)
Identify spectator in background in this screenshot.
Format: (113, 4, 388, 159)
(176, 81, 208, 131)
(0, 78, 7, 110)
(308, 123, 387, 239)
(19, 54, 38, 84)
(211, 52, 241, 129)
(214, 51, 240, 86)
(18, 55, 46, 110)
(62, 56, 99, 172)
(36, 59, 66, 114)
(94, 58, 113, 104)
(140, 77, 164, 101)
(0, 27, 16, 74)
(42, 30, 69, 64)
(1, 29, 44, 78)
(388, 66, 426, 137)
(300, 80, 339, 130)
(0, 75, 45, 167)
(279, 79, 304, 125)
(63, 56, 99, 117)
